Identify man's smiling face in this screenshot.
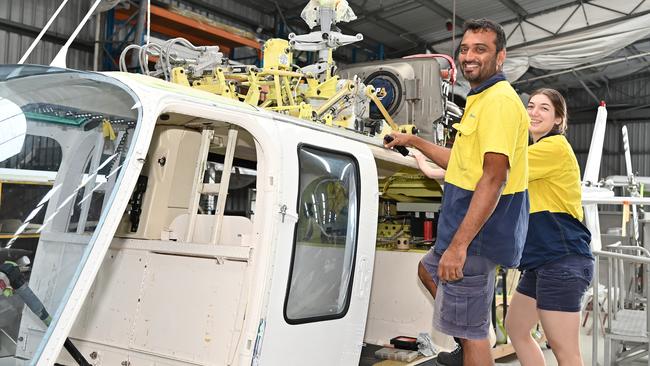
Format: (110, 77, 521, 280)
(459, 29, 505, 88)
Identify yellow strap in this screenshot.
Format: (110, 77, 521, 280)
(102, 120, 116, 141)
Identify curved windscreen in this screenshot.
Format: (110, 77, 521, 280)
(0, 65, 141, 363)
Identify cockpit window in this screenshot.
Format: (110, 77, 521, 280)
(0, 65, 141, 363)
(284, 145, 360, 323)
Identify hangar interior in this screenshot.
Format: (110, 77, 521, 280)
(1, 1, 650, 366)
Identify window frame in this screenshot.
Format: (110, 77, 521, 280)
(283, 143, 361, 325)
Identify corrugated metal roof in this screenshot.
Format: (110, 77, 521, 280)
(364, 0, 406, 12)
(438, 0, 513, 23)
(385, 8, 444, 38)
(517, 0, 581, 15)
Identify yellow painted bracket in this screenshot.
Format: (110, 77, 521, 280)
(192, 67, 237, 99)
(282, 77, 295, 105)
(215, 68, 229, 95)
(365, 85, 399, 131)
(323, 114, 333, 126)
(272, 75, 283, 107)
(317, 75, 338, 99)
(316, 81, 354, 117)
(334, 116, 350, 128)
(304, 75, 339, 99)
(398, 124, 419, 135)
(262, 39, 292, 71)
(298, 103, 315, 121)
(170, 67, 190, 86)
(244, 70, 261, 105)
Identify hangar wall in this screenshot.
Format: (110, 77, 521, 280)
(565, 71, 650, 179)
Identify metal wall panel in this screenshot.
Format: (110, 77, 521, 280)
(1, 0, 273, 69)
(567, 119, 650, 180)
(0, 0, 95, 68)
(568, 73, 650, 108)
(564, 71, 650, 181)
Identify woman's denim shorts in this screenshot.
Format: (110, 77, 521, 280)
(516, 254, 594, 312)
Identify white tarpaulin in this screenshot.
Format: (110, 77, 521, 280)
(504, 13, 650, 81)
(0, 98, 26, 163)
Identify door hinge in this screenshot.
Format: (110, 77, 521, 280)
(279, 204, 298, 223)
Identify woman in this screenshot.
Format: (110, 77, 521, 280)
(505, 88, 593, 366)
(411, 149, 445, 179)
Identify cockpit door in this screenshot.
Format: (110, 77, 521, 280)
(256, 123, 378, 365)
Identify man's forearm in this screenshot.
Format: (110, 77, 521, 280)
(448, 173, 506, 252)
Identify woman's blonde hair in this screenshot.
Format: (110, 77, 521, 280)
(530, 88, 568, 134)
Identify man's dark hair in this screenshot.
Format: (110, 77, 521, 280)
(463, 18, 506, 52)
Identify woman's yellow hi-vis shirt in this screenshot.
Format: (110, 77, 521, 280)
(435, 75, 530, 268)
(520, 133, 592, 270)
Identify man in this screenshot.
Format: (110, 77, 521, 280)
(385, 19, 529, 366)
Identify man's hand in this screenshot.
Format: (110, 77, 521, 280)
(383, 132, 413, 148)
(383, 132, 452, 169)
(437, 246, 467, 282)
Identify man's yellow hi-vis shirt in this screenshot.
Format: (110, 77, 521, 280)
(520, 133, 592, 270)
(435, 74, 530, 267)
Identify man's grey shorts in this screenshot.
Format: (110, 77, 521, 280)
(421, 249, 497, 340)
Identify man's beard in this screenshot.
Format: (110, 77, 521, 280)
(462, 59, 497, 84)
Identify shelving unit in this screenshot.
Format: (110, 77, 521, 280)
(113, 4, 261, 62)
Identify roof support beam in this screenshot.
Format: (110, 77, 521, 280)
(572, 70, 600, 104)
(496, 0, 528, 17)
(630, 0, 647, 15)
(506, 21, 522, 42)
(350, 1, 421, 26)
(587, 2, 628, 16)
(346, 3, 424, 47)
(555, 5, 581, 35)
(510, 8, 650, 50)
(285, 2, 309, 16)
(431, 0, 588, 48)
(435, 5, 650, 51)
(523, 20, 555, 36)
(412, 0, 465, 27)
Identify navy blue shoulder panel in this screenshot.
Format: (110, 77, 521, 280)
(519, 211, 593, 270)
(434, 183, 529, 267)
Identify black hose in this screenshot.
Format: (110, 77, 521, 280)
(1, 262, 91, 366)
(64, 338, 91, 366)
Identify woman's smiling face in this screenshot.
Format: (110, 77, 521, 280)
(528, 93, 561, 142)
